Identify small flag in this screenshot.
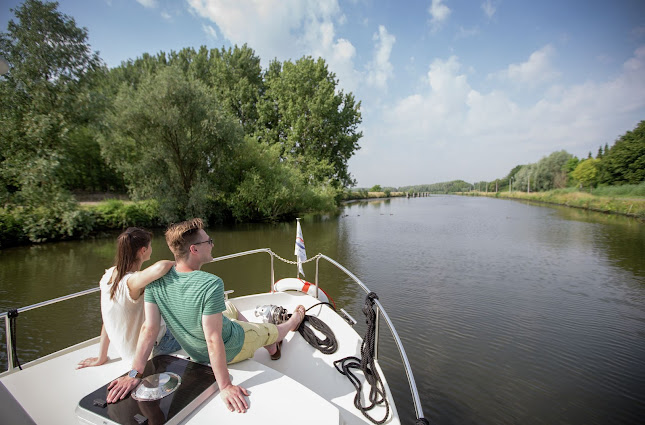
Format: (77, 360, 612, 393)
(294, 220, 307, 276)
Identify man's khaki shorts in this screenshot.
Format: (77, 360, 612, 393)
(224, 301, 279, 364)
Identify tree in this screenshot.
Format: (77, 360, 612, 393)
(598, 120, 645, 185)
(370, 185, 382, 192)
(0, 0, 103, 241)
(533, 150, 573, 191)
(256, 57, 362, 188)
(563, 156, 580, 187)
(98, 66, 244, 222)
(0, 0, 103, 205)
(227, 139, 336, 222)
(205, 44, 263, 132)
(571, 159, 599, 191)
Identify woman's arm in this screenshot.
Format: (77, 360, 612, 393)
(77, 324, 110, 369)
(126, 260, 175, 300)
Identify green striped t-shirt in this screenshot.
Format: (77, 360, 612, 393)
(144, 267, 244, 363)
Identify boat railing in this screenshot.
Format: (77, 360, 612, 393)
(1, 248, 425, 422)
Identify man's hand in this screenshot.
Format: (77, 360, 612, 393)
(106, 376, 140, 403)
(220, 384, 249, 413)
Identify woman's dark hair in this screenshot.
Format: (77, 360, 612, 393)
(110, 227, 152, 300)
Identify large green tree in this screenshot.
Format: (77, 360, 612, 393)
(0, 0, 103, 204)
(598, 120, 645, 185)
(99, 66, 244, 222)
(256, 57, 362, 188)
(0, 0, 104, 241)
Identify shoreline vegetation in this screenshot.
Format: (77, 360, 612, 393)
(455, 189, 645, 221)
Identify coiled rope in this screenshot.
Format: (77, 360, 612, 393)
(334, 292, 389, 425)
(296, 302, 338, 355)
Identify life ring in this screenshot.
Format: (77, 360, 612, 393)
(273, 278, 335, 308)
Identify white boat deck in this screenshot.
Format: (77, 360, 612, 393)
(0, 291, 399, 425)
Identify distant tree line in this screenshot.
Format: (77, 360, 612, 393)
(400, 120, 644, 195)
(0, 0, 362, 242)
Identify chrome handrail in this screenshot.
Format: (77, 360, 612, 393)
(1, 286, 101, 372)
(315, 254, 426, 422)
(1, 248, 426, 422)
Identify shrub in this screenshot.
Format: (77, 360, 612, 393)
(90, 199, 161, 229)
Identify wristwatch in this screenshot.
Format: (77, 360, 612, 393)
(128, 369, 143, 379)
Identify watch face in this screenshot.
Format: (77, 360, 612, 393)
(128, 369, 139, 378)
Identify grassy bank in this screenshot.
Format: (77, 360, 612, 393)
(459, 187, 645, 220)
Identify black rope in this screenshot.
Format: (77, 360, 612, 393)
(8, 309, 22, 370)
(296, 302, 338, 355)
(334, 292, 390, 424)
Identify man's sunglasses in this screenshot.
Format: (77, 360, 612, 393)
(193, 238, 213, 246)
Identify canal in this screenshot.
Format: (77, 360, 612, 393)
(1, 195, 644, 424)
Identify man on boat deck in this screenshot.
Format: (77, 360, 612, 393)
(106, 218, 305, 413)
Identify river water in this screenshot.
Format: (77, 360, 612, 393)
(1, 196, 644, 424)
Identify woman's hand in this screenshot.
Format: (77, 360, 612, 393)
(76, 356, 108, 369)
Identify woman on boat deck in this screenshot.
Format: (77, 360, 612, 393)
(77, 227, 180, 368)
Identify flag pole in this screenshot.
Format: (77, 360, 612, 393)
(296, 218, 300, 278)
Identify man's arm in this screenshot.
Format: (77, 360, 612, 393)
(106, 302, 161, 403)
(202, 313, 249, 413)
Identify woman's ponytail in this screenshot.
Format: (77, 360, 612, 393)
(109, 228, 152, 300)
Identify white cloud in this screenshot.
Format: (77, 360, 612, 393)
(202, 24, 218, 39)
(161, 11, 171, 20)
(366, 25, 395, 89)
(491, 45, 560, 86)
(455, 26, 479, 40)
(428, 0, 451, 31)
(186, 0, 361, 91)
(481, 0, 496, 19)
(136, 0, 157, 8)
(351, 46, 645, 186)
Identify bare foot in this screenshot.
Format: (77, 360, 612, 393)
(290, 305, 306, 331)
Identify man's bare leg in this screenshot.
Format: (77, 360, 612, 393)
(265, 305, 305, 355)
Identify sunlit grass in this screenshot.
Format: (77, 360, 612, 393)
(461, 187, 645, 219)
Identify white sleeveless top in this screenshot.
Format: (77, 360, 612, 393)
(99, 267, 166, 364)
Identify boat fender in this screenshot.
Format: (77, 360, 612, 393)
(273, 278, 332, 304)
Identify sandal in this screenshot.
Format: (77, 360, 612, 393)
(270, 341, 282, 360)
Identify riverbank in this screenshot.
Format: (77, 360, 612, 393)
(458, 189, 645, 220)
(342, 191, 406, 201)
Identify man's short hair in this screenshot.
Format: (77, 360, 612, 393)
(165, 218, 205, 260)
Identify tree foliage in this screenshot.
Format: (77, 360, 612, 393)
(598, 120, 645, 185)
(0, 0, 104, 204)
(571, 159, 599, 190)
(99, 66, 244, 222)
(256, 57, 362, 188)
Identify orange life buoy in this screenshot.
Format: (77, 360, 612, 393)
(273, 278, 334, 307)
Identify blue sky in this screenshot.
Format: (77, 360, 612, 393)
(2, 0, 644, 187)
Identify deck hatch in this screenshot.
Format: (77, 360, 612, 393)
(76, 355, 217, 425)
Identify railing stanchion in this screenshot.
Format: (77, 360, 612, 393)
(315, 256, 320, 299)
(5, 315, 13, 372)
(270, 251, 275, 292)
